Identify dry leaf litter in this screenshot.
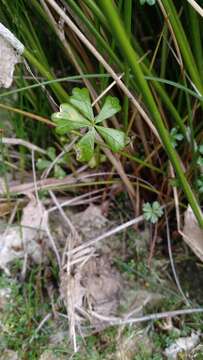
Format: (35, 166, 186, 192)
(182, 206, 203, 262)
(60, 204, 123, 337)
(0, 197, 164, 353)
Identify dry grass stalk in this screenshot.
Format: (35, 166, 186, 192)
(186, 0, 203, 17)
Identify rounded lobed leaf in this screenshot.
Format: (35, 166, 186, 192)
(52, 103, 91, 134)
(69, 87, 94, 121)
(75, 127, 95, 162)
(95, 125, 126, 152)
(95, 96, 121, 124)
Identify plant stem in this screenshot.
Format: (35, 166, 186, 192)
(23, 49, 69, 103)
(123, 0, 132, 130)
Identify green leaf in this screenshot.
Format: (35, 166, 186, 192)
(95, 96, 121, 123)
(152, 201, 164, 217)
(52, 104, 91, 134)
(170, 128, 183, 148)
(197, 156, 203, 167)
(143, 201, 163, 224)
(198, 145, 203, 155)
(36, 159, 51, 171)
(197, 176, 203, 194)
(96, 126, 126, 152)
(47, 147, 56, 161)
(54, 165, 66, 179)
(75, 128, 95, 162)
(57, 154, 68, 165)
(140, 0, 156, 5)
(70, 88, 94, 121)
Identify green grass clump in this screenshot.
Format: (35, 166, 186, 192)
(0, 1, 203, 358)
(0, 0, 203, 226)
(0, 268, 52, 359)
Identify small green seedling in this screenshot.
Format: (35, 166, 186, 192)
(198, 145, 203, 155)
(52, 88, 128, 162)
(196, 144, 203, 196)
(170, 128, 184, 148)
(139, 0, 156, 5)
(37, 146, 67, 179)
(197, 157, 203, 167)
(197, 176, 203, 194)
(143, 201, 163, 224)
(197, 144, 203, 167)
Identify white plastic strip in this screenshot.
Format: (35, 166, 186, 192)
(0, 23, 24, 54)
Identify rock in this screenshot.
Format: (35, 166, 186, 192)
(0, 287, 11, 311)
(0, 31, 21, 89)
(0, 350, 19, 360)
(164, 332, 200, 359)
(0, 197, 49, 274)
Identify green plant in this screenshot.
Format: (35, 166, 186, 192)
(197, 144, 203, 167)
(52, 87, 127, 162)
(1, 0, 203, 227)
(139, 0, 156, 5)
(197, 176, 203, 194)
(0, 268, 52, 358)
(1, 2, 203, 358)
(195, 144, 203, 197)
(143, 201, 163, 224)
(98, 0, 203, 228)
(170, 128, 184, 148)
(37, 146, 67, 179)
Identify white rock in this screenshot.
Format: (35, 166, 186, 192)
(164, 332, 200, 359)
(0, 23, 24, 88)
(0, 287, 11, 310)
(0, 198, 49, 274)
(0, 36, 20, 88)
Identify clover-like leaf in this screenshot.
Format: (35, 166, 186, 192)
(54, 164, 66, 179)
(36, 159, 51, 171)
(95, 96, 121, 124)
(75, 127, 95, 162)
(70, 88, 94, 121)
(52, 103, 91, 134)
(47, 146, 56, 161)
(170, 128, 183, 148)
(96, 126, 126, 152)
(143, 201, 163, 224)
